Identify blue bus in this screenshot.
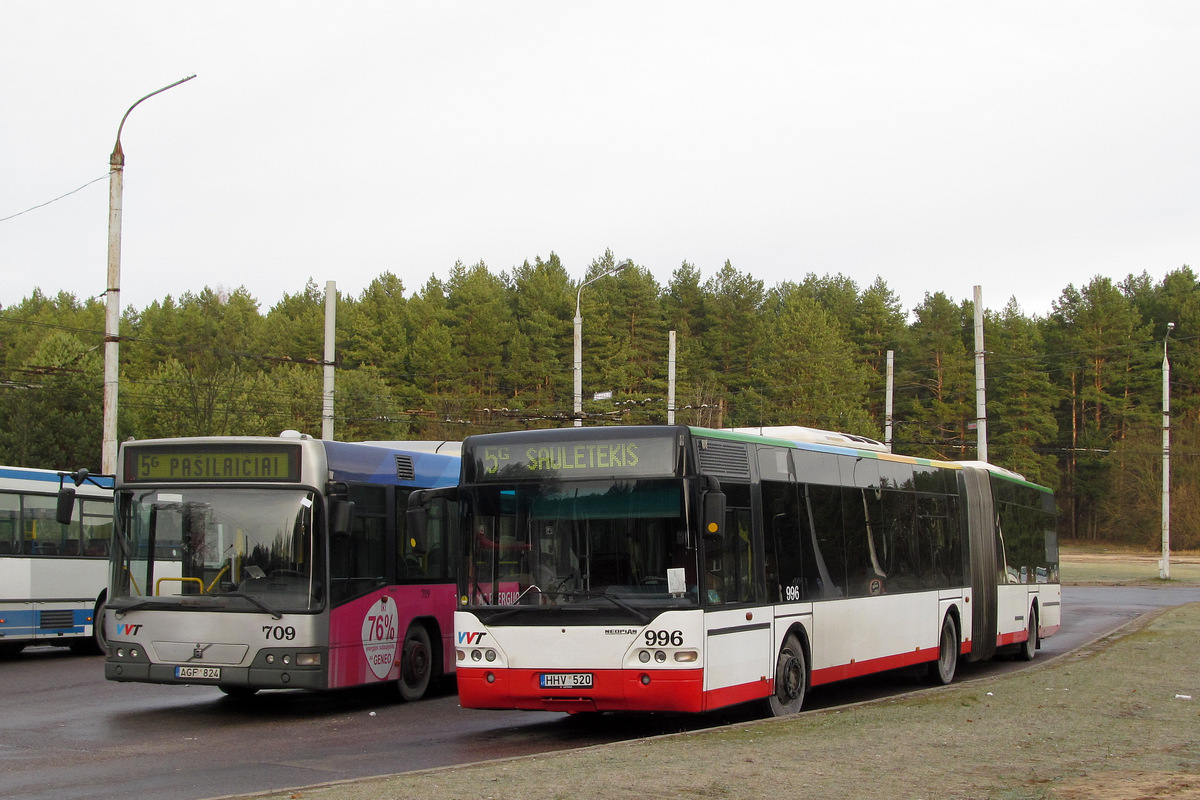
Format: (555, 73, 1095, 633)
(0, 465, 114, 656)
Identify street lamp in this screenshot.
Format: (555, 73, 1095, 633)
(573, 260, 631, 427)
(102, 75, 195, 473)
(1161, 321, 1174, 580)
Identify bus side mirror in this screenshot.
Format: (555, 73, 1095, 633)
(407, 490, 430, 554)
(702, 480, 726, 544)
(330, 500, 355, 536)
(407, 487, 457, 556)
(56, 487, 76, 525)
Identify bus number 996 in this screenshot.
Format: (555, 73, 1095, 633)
(263, 625, 297, 640)
(645, 630, 684, 647)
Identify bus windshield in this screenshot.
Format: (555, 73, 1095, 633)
(463, 478, 700, 610)
(111, 487, 324, 615)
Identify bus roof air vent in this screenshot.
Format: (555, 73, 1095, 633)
(696, 438, 751, 481)
(395, 455, 416, 481)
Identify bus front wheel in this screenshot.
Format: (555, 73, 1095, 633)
(1018, 607, 1039, 662)
(764, 633, 806, 717)
(398, 624, 433, 702)
(91, 595, 108, 654)
(928, 613, 959, 685)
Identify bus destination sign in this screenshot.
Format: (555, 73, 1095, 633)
(124, 445, 301, 483)
(471, 435, 677, 480)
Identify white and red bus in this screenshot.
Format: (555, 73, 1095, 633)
(0, 466, 113, 656)
(97, 432, 460, 698)
(422, 425, 1059, 716)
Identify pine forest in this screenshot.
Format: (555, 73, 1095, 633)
(2, 251, 1197, 549)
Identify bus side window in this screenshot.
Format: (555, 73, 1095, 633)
(880, 489, 919, 591)
(806, 484, 847, 598)
(711, 483, 754, 605)
(330, 486, 386, 605)
(762, 479, 802, 603)
(843, 487, 883, 597)
(0, 493, 18, 554)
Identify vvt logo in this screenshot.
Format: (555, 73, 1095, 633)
(116, 623, 143, 636)
(457, 631, 487, 645)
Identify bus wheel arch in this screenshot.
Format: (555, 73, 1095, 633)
(92, 590, 109, 654)
(397, 620, 435, 702)
(72, 591, 108, 656)
(764, 627, 809, 717)
(928, 610, 960, 685)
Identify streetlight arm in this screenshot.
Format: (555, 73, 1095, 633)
(575, 260, 632, 316)
(112, 75, 197, 162)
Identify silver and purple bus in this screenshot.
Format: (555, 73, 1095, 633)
(100, 432, 460, 698)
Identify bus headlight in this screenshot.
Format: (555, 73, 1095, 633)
(485, 649, 497, 662)
(471, 649, 482, 661)
(654, 651, 667, 663)
(297, 652, 321, 666)
(674, 650, 699, 663)
(638, 650, 651, 663)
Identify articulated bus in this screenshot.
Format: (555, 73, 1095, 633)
(97, 433, 460, 698)
(0, 465, 114, 656)
(422, 425, 1059, 716)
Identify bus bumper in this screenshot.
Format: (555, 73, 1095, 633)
(105, 659, 328, 690)
(457, 666, 705, 713)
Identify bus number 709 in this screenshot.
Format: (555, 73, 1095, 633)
(263, 626, 296, 641)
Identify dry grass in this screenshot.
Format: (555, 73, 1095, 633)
(230, 551, 1200, 800)
(1060, 544, 1200, 585)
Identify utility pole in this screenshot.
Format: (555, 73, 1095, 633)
(667, 330, 677, 425)
(322, 281, 336, 440)
(884, 350, 894, 452)
(1161, 322, 1174, 580)
(973, 285, 988, 463)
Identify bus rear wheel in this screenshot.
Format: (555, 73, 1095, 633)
(398, 624, 433, 702)
(928, 613, 959, 685)
(765, 633, 806, 717)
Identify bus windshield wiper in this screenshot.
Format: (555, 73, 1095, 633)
(553, 589, 651, 624)
(111, 599, 169, 617)
(596, 591, 651, 623)
(477, 588, 650, 624)
(113, 593, 282, 620)
(221, 592, 283, 619)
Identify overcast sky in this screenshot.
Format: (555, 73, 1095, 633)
(3, 3, 1197, 320)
